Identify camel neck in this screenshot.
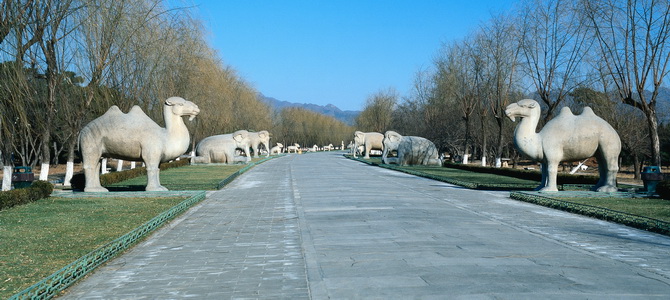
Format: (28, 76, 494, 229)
(163, 106, 190, 155)
(513, 114, 543, 160)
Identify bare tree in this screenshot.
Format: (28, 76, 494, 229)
(479, 13, 523, 167)
(519, 0, 592, 120)
(582, 0, 670, 166)
(433, 41, 480, 162)
(34, 0, 78, 180)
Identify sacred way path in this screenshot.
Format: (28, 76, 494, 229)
(62, 151, 670, 299)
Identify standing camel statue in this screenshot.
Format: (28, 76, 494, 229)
(505, 99, 620, 192)
(79, 97, 200, 192)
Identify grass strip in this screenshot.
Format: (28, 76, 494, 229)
(510, 191, 670, 236)
(0, 195, 188, 299)
(106, 156, 277, 191)
(348, 156, 538, 190)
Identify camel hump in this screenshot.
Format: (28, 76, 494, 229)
(127, 105, 146, 115)
(580, 106, 596, 116)
(558, 106, 574, 116)
(104, 105, 123, 115)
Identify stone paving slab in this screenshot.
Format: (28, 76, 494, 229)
(62, 152, 670, 299)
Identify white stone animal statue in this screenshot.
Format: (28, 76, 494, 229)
(287, 143, 300, 153)
(194, 130, 252, 164)
(505, 99, 621, 192)
(79, 97, 200, 192)
(270, 143, 283, 155)
(248, 130, 270, 158)
(323, 144, 334, 151)
(353, 131, 384, 159)
(382, 131, 441, 166)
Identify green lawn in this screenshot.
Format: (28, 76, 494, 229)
(407, 165, 539, 186)
(107, 163, 248, 191)
(0, 196, 186, 298)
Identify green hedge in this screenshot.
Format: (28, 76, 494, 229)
(443, 162, 600, 185)
(0, 181, 54, 211)
(657, 180, 670, 200)
(70, 159, 190, 190)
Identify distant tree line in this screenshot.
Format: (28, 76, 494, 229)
(356, 0, 670, 175)
(271, 107, 353, 149)
(0, 0, 351, 190)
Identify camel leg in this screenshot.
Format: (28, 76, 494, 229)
(364, 143, 371, 159)
(595, 152, 619, 192)
(83, 155, 108, 192)
(539, 161, 560, 192)
(143, 152, 167, 191)
(145, 162, 167, 191)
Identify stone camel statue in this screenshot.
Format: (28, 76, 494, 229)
(79, 97, 200, 192)
(505, 99, 621, 192)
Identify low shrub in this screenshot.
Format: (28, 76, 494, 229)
(0, 180, 54, 211)
(657, 179, 670, 200)
(71, 159, 189, 190)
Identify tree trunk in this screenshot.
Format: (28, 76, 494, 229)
(645, 109, 661, 166)
(495, 117, 504, 167)
(633, 154, 641, 180)
(463, 116, 471, 163)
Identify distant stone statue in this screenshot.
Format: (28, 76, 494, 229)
(248, 130, 270, 158)
(353, 131, 384, 159)
(194, 130, 252, 164)
(287, 143, 300, 153)
(505, 99, 621, 192)
(79, 97, 200, 192)
(270, 143, 284, 155)
(382, 131, 441, 166)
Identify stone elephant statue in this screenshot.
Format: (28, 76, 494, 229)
(248, 130, 270, 158)
(194, 130, 252, 164)
(382, 131, 441, 166)
(353, 131, 383, 159)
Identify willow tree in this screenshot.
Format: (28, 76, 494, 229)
(433, 41, 480, 163)
(355, 88, 398, 133)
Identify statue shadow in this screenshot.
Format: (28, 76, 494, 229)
(105, 185, 147, 192)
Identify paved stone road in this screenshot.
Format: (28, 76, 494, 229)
(62, 152, 670, 299)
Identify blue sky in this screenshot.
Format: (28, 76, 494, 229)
(190, 1, 517, 111)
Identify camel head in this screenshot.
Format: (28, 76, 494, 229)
(165, 97, 200, 121)
(505, 99, 540, 122)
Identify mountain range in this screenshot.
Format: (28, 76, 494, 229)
(260, 87, 670, 126)
(259, 94, 360, 125)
